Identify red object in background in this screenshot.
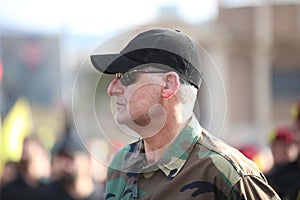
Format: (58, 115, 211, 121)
(112, 140, 126, 154)
(270, 126, 295, 145)
(238, 144, 259, 160)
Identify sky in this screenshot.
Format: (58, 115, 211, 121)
(0, 0, 218, 35)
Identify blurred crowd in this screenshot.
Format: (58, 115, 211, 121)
(1, 100, 300, 199)
(0, 115, 111, 200)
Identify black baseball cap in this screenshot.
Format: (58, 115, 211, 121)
(90, 29, 203, 89)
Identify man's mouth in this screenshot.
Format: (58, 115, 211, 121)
(115, 102, 126, 111)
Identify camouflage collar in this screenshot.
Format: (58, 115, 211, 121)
(115, 116, 203, 176)
(156, 116, 202, 178)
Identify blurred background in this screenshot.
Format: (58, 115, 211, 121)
(0, 0, 300, 195)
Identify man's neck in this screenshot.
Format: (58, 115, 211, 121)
(143, 118, 189, 165)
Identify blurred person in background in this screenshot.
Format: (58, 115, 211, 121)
(268, 126, 298, 170)
(0, 161, 18, 187)
(87, 137, 112, 198)
(0, 136, 51, 200)
(266, 101, 300, 200)
(45, 129, 105, 200)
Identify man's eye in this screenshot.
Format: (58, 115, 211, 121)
(120, 72, 136, 86)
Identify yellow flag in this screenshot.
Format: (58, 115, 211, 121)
(0, 115, 3, 177)
(1, 97, 33, 162)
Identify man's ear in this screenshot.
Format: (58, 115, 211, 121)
(162, 72, 180, 99)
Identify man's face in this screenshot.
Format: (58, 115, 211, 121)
(107, 67, 165, 130)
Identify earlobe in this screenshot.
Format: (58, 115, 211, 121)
(162, 72, 180, 99)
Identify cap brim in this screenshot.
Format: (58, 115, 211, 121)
(90, 54, 141, 74)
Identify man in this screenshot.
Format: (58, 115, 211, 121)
(91, 29, 280, 199)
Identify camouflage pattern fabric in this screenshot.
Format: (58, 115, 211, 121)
(106, 116, 281, 200)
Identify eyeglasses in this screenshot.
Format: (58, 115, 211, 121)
(115, 69, 167, 86)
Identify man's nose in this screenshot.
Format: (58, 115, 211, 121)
(107, 77, 123, 96)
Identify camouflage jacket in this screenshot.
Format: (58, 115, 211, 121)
(106, 117, 280, 200)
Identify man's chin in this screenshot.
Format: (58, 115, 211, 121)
(114, 114, 145, 128)
(114, 113, 129, 126)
